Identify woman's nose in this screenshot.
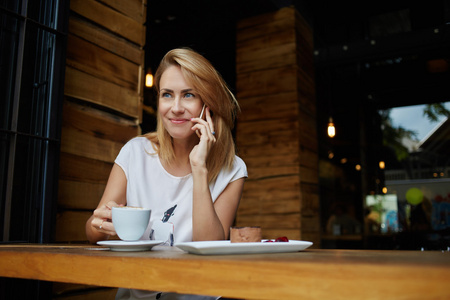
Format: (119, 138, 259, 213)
(171, 97, 185, 114)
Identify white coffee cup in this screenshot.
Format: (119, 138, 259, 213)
(112, 206, 151, 241)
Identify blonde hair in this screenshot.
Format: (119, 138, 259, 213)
(145, 48, 240, 183)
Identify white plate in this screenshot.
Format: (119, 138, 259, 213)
(175, 240, 313, 255)
(97, 240, 164, 252)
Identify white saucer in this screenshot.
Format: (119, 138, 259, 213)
(175, 240, 313, 255)
(97, 240, 164, 252)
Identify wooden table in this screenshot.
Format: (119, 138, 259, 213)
(1, 244, 449, 299)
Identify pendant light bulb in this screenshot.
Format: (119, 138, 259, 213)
(145, 68, 153, 88)
(327, 117, 336, 138)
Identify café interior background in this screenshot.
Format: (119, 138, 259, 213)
(145, 0, 450, 250)
(1, 0, 450, 251)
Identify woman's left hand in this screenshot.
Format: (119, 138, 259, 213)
(189, 107, 216, 168)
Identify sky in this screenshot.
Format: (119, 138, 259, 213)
(389, 101, 450, 142)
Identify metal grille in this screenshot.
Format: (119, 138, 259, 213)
(0, 0, 68, 243)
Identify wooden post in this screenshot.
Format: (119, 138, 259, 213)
(55, 0, 147, 297)
(235, 7, 320, 247)
(57, 0, 146, 242)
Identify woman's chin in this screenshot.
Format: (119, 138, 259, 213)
(168, 131, 196, 141)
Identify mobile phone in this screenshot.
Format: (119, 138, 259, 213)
(194, 104, 206, 137)
(199, 104, 206, 119)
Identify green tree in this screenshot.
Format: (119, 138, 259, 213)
(380, 109, 416, 161)
(423, 103, 450, 122)
(381, 103, 449, 162)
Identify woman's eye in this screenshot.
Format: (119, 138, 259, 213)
(184, 93, 195, 98)
(161, 92, 171, 98)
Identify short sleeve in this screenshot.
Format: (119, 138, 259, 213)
(231, 156, 248, 182)
(210, 155, 247, 202)
(114, 141, 132, 180)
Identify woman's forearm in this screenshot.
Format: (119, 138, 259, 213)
(191, 167, 225, 241)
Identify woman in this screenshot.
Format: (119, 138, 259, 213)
(85, 48, 247, 299)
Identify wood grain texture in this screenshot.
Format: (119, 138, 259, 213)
(235, 7, 320, 245)
(66, 34, 140, 91)
(69, 17, 143, 65)
(70, 0, 145, 45)
(56, 1, 146, 297)
(64, 66, 141, 118)
(59, 152, 113, 184)
(61, 100, 139, 143)
(97, 0, 146, 24)
(1, 246, 449, 300)
(55, 211, 92, 242)
(58, 180, 106, 210)
(60, 126, 123, 163)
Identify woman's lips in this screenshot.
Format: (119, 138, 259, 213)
(170, 118, 190, 124)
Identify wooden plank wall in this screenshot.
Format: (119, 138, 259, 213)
(235, 7, 321, 247)
(54, 0, 146, 298)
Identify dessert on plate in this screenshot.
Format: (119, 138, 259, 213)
(230, 226, 262, 243)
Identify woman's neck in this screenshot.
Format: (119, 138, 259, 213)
(172, 136, 197, 159)
(162, 136, 198, 177)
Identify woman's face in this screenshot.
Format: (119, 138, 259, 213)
(158, 65, 203, 141)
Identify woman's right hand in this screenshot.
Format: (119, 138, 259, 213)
(91, 201, 122, 236)
(86, 164, 127, 244)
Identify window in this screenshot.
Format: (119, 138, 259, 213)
(0, 0, 69, 243)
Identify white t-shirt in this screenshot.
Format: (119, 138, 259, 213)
(114, 137, 247, 299)
(115, 136, 248, 246)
